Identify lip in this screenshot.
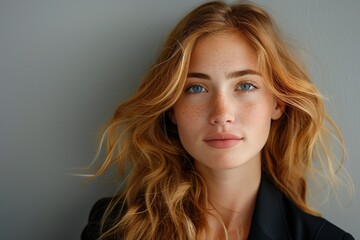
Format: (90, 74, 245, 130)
(203, 132, 243, 149)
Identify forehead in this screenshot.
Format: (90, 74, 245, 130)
(189, 32, 258, 71)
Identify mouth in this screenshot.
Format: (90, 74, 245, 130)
(203, 132, 243, 149)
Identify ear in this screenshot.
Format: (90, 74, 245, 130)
(167, 108, 177, 124)
(271, 99, 285, 120)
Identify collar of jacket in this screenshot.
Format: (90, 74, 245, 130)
(248, 173, 292, 240)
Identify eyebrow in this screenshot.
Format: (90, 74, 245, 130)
(187, 69, 261, 80)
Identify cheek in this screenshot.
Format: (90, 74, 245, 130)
(173, 103, 207, 145)
(175, 103, 207, 124)
(173, 104, 206, 148)
(241, 101, 273, 129)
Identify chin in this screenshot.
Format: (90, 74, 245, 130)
(197, 156, 254, 171)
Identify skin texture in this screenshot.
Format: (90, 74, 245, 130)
(170, 32, 283, 239)
(170, 32, 283, 171)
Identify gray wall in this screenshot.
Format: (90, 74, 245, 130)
(1, 0, 359, 239)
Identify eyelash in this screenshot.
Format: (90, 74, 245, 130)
(236, 82, 257, 92)
(184, 82, 257, 94)
(185, 84, 207, 93)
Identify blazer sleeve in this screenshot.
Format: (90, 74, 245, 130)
(81, 198, 112, 240)
(343, 233, 355, 240)
(315, 220, 354, 240)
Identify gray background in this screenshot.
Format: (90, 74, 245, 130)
(1, 0, 359, 239)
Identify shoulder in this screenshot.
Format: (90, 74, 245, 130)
(81, 197, 126, 240)
(249, 173, 354, 240)
(282, 196, 354, 240)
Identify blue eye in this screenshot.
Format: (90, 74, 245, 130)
(186, 85, 206, 93)
(238, 83, 255, 91)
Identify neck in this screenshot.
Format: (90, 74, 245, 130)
(196, 156, 262, 238)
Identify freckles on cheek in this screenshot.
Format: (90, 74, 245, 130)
(240, 103, 256, 119)
(178, 104, 206, 121)
(241, 102, 270, 124)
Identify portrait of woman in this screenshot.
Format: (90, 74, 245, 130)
(81, 1, 354, 239)
(2, 0, 360, 239)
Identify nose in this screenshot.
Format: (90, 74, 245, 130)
(209, 93, 235, 125)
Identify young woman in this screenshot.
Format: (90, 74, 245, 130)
(81, 1, 354, 239)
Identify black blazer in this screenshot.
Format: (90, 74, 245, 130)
(82, 174, 354, 239)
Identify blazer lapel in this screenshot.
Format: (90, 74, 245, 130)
(248, 173, 292, 240)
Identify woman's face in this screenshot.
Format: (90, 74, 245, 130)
(170, 32, 283, 170)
